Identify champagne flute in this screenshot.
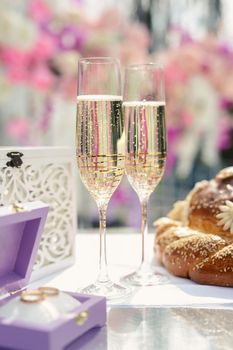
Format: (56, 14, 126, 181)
(121, 63, 167, 286)
(76, 57, 129, 299)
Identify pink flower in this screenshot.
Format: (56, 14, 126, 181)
(7, 68, 29, 83)
(164, 61, 187, 87)
(119, 43, 148, 65)
(6, 118, 29, 143)
(1, 47, 32, 69)
(58, 76, 77, 99)
(28, 0, 51, 22)
(30, 65, 54, 90)
(31, 35, 57, 62)
(124, 23, 150, 50)
(94, 8, 125, 31)
(218, 115, 232, 150)
(1, 47, 32, 83)
(180, 111, 193, 127)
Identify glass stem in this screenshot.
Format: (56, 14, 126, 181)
(140, 199, 149, 268)
(97, 205, 110, 284)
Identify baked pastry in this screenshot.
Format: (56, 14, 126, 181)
(154, 167, 233, 287)
(154, 217, 181, 237)
(162, 229, 227, 278)
(155, 225, 197, 264)
(154, 221, 233, 287)
(190, 244, 233, 287)
(188, 167, 233, 239)
(168, 167, 233, 239)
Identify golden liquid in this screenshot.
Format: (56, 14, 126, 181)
(76, 95, 124, 206)
(123, 101, 167, 201)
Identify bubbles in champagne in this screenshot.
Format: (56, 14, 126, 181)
(123, 101, 167, 201)
(76, 95, 124, 206)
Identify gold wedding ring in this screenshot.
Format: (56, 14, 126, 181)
(20, 290, 45, 304)
(20, 287, 60, 304)
(38, 287, 60, 297)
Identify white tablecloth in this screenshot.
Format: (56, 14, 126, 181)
(31, 232, 233, 308)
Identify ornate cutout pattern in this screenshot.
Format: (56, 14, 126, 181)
(0, 162, 75, 271)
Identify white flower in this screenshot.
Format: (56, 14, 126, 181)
(216, 200, 233, 234)
(0, 10, 38, 50)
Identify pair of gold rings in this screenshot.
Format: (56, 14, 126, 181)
(20, 287, 59, 304)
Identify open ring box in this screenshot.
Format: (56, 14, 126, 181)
(0, 201, 106, 350)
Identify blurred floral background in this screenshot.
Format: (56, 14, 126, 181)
(0, 0, 233, 230)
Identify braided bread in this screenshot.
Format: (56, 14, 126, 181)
(154, 167, 233, 287)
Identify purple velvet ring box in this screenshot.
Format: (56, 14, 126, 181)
(0, 201, 107, 350)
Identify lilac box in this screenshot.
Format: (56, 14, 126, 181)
(0, 202, 106, 350)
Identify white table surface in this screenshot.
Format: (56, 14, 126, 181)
(31, 231, 233, 308)
(28, 232, 233, 350)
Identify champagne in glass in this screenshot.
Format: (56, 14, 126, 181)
(121, 64, 167, 286)
(77, 96, 124, 206)
(76, 57, 129, 299)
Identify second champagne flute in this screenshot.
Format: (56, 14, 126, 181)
(76, 57, 129, 299)
(121, 63, 167, 286)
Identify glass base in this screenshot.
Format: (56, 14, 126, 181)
(79, 280, 131, 300)
(121, 268, 168, 287)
